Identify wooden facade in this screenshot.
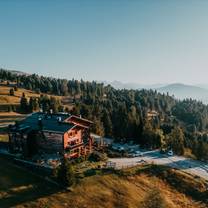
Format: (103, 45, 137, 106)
(8, 113, 93, 159)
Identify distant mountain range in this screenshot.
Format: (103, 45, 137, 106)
(1, 69, 29, 76)
(107, 81, 208, 104)
(157, 83, 208, 103)
(3, 68, 208, 104)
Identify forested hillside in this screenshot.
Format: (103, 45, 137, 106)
(1, 68, 208, 160)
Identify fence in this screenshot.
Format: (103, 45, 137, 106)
(106, 160, 147, 170)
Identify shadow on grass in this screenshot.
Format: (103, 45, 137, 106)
(162, 159, 208, 171)
(0, 157, 62, 208)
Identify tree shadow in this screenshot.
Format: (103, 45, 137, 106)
(0, 157, 62, 208)
(143, 151, 168, 159)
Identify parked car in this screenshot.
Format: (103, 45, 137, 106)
(129, 148, 135, 153)
(160, 149, 166, 154)
(132, 151, 143, 157)
(118, 147, 125, 152)
(167, 150, 173, 156)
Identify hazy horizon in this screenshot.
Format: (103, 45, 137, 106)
(1, 1, 208, 84)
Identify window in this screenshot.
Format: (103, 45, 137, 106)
(68, 132, 72, 137)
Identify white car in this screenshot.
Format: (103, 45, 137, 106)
(167, 150, 173, 156)
(133, 151, 143, 157)
(118, 147, 125, 152)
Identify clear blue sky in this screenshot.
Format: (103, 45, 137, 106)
(0, 0, 208, 84)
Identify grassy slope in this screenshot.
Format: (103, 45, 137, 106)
(38, 174, 205, 208)
(0, 84, 73, 109)
(0, 83, 65, 104)
(0, 157, 59, 208)
(0, 157, 207, 208)
(0, 112, 27, 142)
(0, 85, 40, 104)
(0, 84, 74, 140)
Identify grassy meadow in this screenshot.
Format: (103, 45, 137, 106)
(0, 157, 207, 208)
(0, 157, 59, 208)
(0, 84, 74, 113)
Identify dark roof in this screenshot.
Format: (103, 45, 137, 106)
(13, 112, 74, 134)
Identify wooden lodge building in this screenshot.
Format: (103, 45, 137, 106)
(8, 112, 93, 159)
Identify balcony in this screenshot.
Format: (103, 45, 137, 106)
(66, 142, 84, 149)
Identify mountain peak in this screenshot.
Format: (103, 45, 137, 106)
(157, 83, 208, 103)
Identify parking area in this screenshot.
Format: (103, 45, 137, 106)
(109, 149, 208, 180)
(111, 142, 140, 152)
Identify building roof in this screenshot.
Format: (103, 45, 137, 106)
(65, 115, 93, 129)
(12, 112, 74, 134)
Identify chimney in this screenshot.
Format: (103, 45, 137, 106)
(57, 117, 62, 124)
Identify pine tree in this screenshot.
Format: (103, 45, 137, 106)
(9, 88, 14, 96)
(55, 158, 75, 186)
(29, 97, 39, 112)
(101, 109, 112, 137)
(168, 127, 185, 155)
(20, 93, 28, 113)
(14, 86, 18, 91)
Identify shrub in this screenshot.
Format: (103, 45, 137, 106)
(84, 169, 97, 177)
(107, 150, 122, 158)
(55, 158, 75, 187)
(140, 188, 168, 208)
(89, 151, 107, 162)
(75, 156, 85, 163)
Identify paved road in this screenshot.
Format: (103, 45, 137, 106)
(109, 150, 208, 180)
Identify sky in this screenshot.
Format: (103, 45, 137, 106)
(0, 0, 208, 84)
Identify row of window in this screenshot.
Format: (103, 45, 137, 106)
(68, 130, 79, 137)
